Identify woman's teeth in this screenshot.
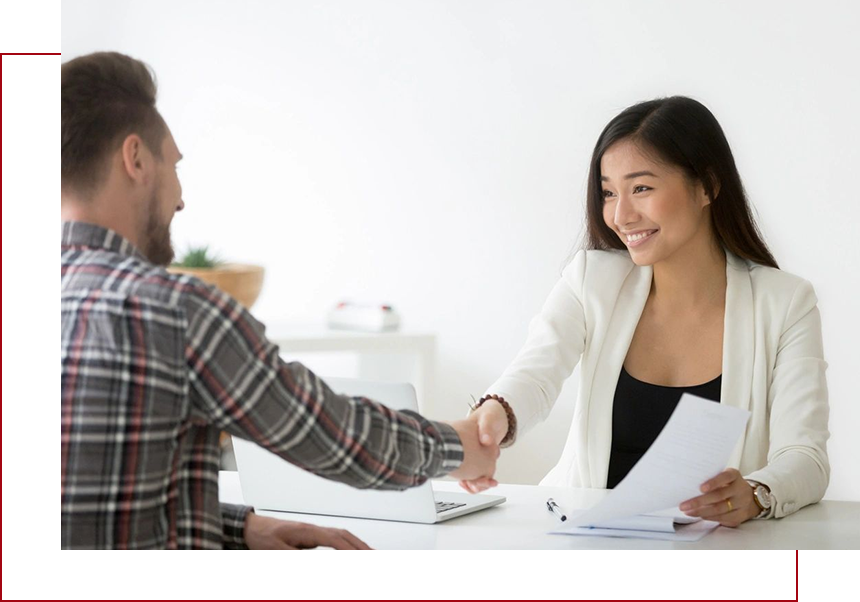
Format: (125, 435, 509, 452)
(626, 230, 657, 242)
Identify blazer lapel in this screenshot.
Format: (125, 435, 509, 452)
(721, 251, 755, 467)
(586, 251, 754, 486)
(586, 263, 652, 488)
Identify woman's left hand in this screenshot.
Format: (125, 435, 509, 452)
(679, 468, 759, 527)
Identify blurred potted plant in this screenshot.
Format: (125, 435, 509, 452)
(168, 245, 265, 310)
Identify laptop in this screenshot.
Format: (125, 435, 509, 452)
(233, 377, 505, 523)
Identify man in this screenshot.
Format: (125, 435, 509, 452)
(61, 52, 500, 549)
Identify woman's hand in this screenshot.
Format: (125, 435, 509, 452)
(447, 415, 501, 484)
(457, 399, 508, 494)
(679, 468, 759, 527)
(245, 512, 372, 549)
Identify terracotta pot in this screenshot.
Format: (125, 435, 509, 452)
(168, 263, 265, 309)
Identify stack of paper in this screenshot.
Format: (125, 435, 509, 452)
(551, 394, 750, 542)
(558, 507, 719, 542)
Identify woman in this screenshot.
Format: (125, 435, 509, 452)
(464, 96, 830, 527)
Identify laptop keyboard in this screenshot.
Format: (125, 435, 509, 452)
(435, 501, 467, 514)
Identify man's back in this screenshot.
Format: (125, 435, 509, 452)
(61, 221, 240, 548)
(61, 221, 466, 549)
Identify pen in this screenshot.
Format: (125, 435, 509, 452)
(546, 497, 567, 522)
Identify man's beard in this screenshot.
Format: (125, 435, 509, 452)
(141, 190, 175, 266)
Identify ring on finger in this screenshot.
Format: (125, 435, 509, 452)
(726, 499, 734, 513)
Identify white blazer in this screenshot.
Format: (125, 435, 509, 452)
(486, 249, 830, 518)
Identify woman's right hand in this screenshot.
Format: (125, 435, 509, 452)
(458, 399, 509, 493)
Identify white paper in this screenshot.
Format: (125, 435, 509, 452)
(550, 511, 720, 541)
(567, 510, 696, 533)
(563, 394, 750, 529)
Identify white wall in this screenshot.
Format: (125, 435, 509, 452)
(63, 0, 859, 500)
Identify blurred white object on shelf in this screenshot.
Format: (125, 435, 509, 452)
(327, 301, 401, 332)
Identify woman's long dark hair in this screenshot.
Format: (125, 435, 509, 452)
(584, 96, 778, 269)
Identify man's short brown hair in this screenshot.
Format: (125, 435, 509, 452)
(61, 52, 168, 195)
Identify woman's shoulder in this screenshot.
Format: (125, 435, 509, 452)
(739, 256, 813, 292)
(564, 248, 634, 275)
(559, 249, 638, 301)
(733, 254, 819, 316)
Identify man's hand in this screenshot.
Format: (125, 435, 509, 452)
(244, 512, 372, 549)
(447, 414, 500, 489)
(454, 399, 508, 493)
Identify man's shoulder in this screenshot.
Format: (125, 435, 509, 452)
(124, 261, 241, 323)
(115, 258, 257, 344)
(62, 248, 232, 314)
(166, 270, 241, 317)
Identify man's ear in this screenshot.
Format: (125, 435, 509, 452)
(119, 134, 151, 186)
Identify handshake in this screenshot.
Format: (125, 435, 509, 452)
(445, 398, 510, 494)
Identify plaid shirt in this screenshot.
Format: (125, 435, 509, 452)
(61, 221, 463, 549)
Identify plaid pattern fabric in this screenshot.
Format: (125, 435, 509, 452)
(61, 221, 463, 549)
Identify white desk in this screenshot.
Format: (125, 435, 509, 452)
(219, 471, 860, 550)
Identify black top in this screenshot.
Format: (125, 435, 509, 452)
(606, 366, 722, 489)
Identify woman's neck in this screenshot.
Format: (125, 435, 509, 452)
(650, 233, 727, 310)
